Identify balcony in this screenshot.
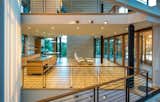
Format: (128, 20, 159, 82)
(21, 0, 130, 14)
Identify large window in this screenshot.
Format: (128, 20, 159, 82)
(41, 38, 54, 54)
(104, 39, 108, 58)
(61, 36, 67, 57)
(141, 30, 152, 64)
(109, 38, 114, 62)
(137, 0, 157, 6)
(95, 38, 101, 58)
(115, 37, 122, 65)
(125, 35, 128, 66)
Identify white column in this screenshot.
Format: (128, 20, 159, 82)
(153, 24, 160, 88)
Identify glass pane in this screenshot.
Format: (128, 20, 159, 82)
(96, 39, 101, 58)
(115, 36, 122, 65)
(104, 39, 108, 58)
(125, 35, 128, 66)
(109, 38, 114, 62)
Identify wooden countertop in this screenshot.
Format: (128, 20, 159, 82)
(28, 55, 55, 62)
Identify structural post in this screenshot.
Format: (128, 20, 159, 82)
(101, 35, 104, 64)
(100, 1, 104, 13)
(144, 36, 147, 63)
(0, 0, 4, 101)
(122, 35, 125, 66)
(136, 32, 140, 74)
(140, 35, 143, 63)
(128, 24, 135, 88)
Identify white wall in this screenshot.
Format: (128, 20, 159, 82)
(153, 24, 160, 88)
(4, 0, 21, 102)
(67, 35, 94, 58)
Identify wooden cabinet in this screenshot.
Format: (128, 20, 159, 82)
(27, 55, 57, 75)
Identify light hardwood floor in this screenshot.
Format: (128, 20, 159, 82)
(23, 58, 126, 89)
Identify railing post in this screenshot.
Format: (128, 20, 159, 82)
(93, 88, 96, 102)
(146, 72, 149, 97)
(22, 66, 24, 88)
(125, 78, 130, 102)
(97, 87, 99, 102)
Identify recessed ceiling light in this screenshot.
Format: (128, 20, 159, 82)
(43, 32, 46, 34)
(101, 26, 104, 30)
(104, 20, 108, 24)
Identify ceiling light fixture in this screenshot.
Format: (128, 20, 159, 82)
(104, 20, 108, 24)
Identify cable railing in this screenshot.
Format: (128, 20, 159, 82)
(36, 70, 151, 102)
(22, 65, 128, 89)
(21, 0, 131, 14)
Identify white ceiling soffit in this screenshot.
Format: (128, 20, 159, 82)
(21, 13, 147, 25)
(22, 22, 152, 38)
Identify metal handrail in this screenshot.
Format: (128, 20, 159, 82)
(37, 74, 135, 102)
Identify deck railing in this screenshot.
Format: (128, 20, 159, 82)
(22, 65, 129, 89)
(21, 0, 131, 14)
(36, 69, 150, 102)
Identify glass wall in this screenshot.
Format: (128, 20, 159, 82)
(115, 36, 122, 65)
(141, 30, 153, 64)
(22, 34, 25, 56)
(109, 38, 114, 62)
(104, 39, 109, 58)
(61, 36, 67, 57)
(95, 38, 101, 58)
(92, 28, 153, 79)
(41, 38, 54, 54)
(125, 35, 128, 66)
